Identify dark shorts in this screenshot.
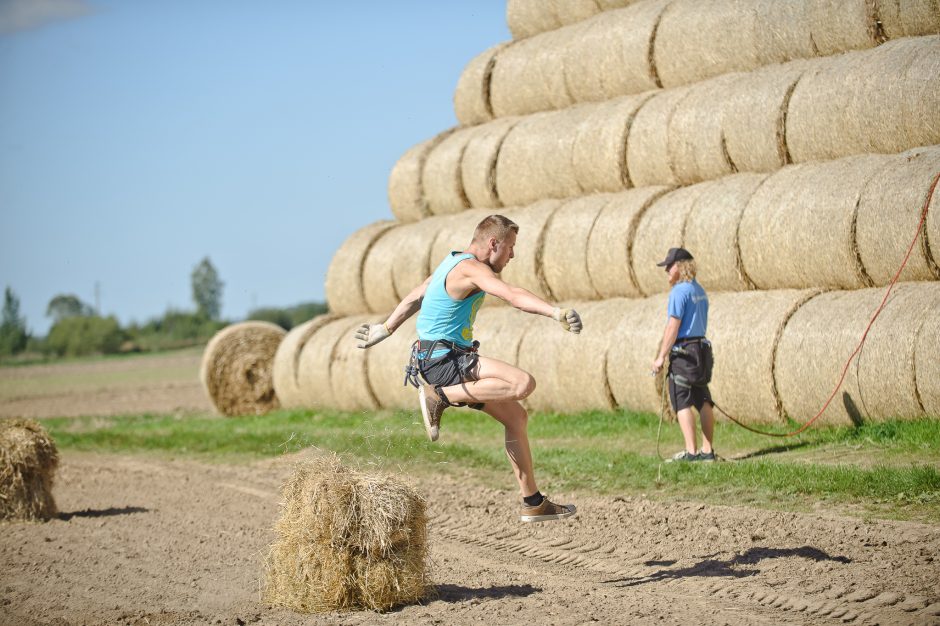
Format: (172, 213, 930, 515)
(668, 377, 713, 412)
(418, 348, 480, 389)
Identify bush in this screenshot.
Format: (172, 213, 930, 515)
(246, 302, 329, 330)
(126, 309, 226, 351)
(45, 316, 126, 357)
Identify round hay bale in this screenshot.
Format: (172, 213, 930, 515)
(550, 0, 603, 26)
(535, 24, 585, 111)
(262, 455, 428, 613)
(809, 0, 879, 56)
(587, 186, 673, 299)
(366, 316, 418, 410)
(667, 73, 739, 185)
(454, 42, 509, 126)
(738, 155, 889, 290)
(519, 299, 622, 413)
(362, 226, 410, 314)
(273, 315, 338, 409)
(857, 146, 940, 285)
(489, 36, 557, 118)
(541, 195, 612, 301)
(707, 289, 820, 425)
(572, 93, 654, 193)
(753, 0, 816, 64)
(899, 35, 940, 151)
(200, 321, 286, 416)
(326, 221, 395, 316)
(915, 305, 940, 417)
(506, 0, 562, 40)
(330, 315, 382, 412)
(391, 217, 444, 300)
(429, 209, 491, 266)
(606, 294, 671, 414)
(500, 200, 564, 300)
(0, 419, 58, 521)
(422, 127, 478, 217)
(388, 130, 454, 223)
(296, 317, 362, 409)
(625, 86, 690, 188)
(877, 0, 940, 39)
(474, 305, 538, 367)
(461, 117, 520, 208)
(683, 173, 767, 292)
(632, 183, 713, 296)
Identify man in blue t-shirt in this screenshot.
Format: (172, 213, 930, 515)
(651, 247, 716, 463)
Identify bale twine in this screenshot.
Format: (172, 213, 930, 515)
(429, 209, 490, 266)
(296, 317, 363, 409)
(500, 200, 563, 301)
(587, 186, 673, 299)
(362, 226, 409, 314)
(857, 146, 940, 285)
(391, 217, 443, 300)
(606, 294, 671, 414)
(0, 419, 58, 521)
(366, 316, 418, 410)
(422, 127, 478, 217)
(388, 130, 454, 223)
(262, 455, 428, 613)
(460, 117, 519, 209)
(683, 173, 767, 292)
(330, 315, 381, 412)
(631, 184, 713, 296)
(808, 0, 880, 56)
(474, 306, 537, 367)
(273, 315, 337, 409)
(707, 290, 819, 425)
(506, 0, 562, 40)
(200, 322, 286, 416)
(915, 306, 940, 417)
(753, 0, 816, 64)
(572, 93, 654, 193)
(519, 299, 622, 413)
(625, 86, 690, 188)
(738, 154, 889, 290)
(326, 221, 395, 316)
(541, 195, 611, 301)
(454, 42, 508, 126)
(877, 0, 940, 38)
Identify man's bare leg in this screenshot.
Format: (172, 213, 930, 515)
(439, 356, 534, 404)
(483, 400, 538, 497)
(676, 407, 698, 454)
(699, 402, 715, 454)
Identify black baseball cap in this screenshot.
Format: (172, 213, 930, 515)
(656, 247, 694, 267)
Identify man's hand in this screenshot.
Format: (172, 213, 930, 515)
(552, 308, 582, 334)
(651, 356, 665, 375)
(355, 322, 391, 348)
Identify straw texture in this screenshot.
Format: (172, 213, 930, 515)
(877, 0, 940, 38)
(506, 0, 562, 40)
(474, 306, 537, 367)
(626, 87, 690, 188)
(391, 218, 443, 301)
(489, 35, 555, 118)
(326, 221, 395, 316)
(273, 315, 337, 409)
(296, 317, 364, 409)
(753, 0, 816, 64)
(541, 195, 611, 301)
(606, 294, 671, 414)
(0, 419, 58, 521)
(461, 117, 519, 208)
(262, 455, 428, 613)
(808, 0, 879, 56)
(362, 227, 410, 314)
(500, 200, 563, 301)
(915, 306, 940, 416)
(429, 209, 490, 266)
(200, 321, 286, 417)
(366, 316, 418, 410)
(454, 43, 508, 126)
(738, 155, 888, 290)
(587, 186, 673, 299)
(389, 130, 454, 223)
(330, 315, 382, 412)
(423, 127, 476, 217)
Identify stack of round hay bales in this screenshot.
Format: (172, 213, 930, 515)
(388, 130, 454, 222)
(200, 321, 286, 416)
(454, 43, 508, 126)
(541, 194, 612, 301)
(329, 315, 383, 412)
(273, 315, 337, 409)
(460, 117, 519, 208)
(326, 221, 394, 316)
(295, 315, 374, 411)
(606, 294, 671, 414)
(474, 305, 538, 367)
(506, 0, 641, 40)
(422, 127, 478, 216)
(366, 316, 418, 410)
(263, 455, 428, 613)
(500, 199, 563, 301)
(1, 419, 58, 521)
(626, 86, 690, 188)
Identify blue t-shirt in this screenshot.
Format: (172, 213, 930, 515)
(667, 280, 708, 338)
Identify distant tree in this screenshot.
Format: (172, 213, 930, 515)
(46, 293, 94, 323)
(191, 257, 223, 320)
(0, 287, 29, 356)
(46, 315, 124, 357)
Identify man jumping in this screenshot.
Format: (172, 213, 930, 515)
(355, 214, 581, 522)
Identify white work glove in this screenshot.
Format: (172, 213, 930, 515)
(552, 307, 582, 334)
(355, 322, 391, 348)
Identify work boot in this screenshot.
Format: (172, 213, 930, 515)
(419, 383, 446, 442)
(520, 497, 577, 523)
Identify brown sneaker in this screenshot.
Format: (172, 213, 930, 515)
(419, 383, 445, 442)
(520, 497, 577, 523)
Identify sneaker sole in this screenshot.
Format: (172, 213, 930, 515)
(419, 386, 439, 442)
(520, 505, 577, 523)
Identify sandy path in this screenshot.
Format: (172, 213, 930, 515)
(2, 452, 939, 626)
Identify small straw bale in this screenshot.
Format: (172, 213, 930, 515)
(666, 73, 740, 186)
(706, 290, 819, 425)
(362, 226, 410, 314)
(273, 315, 337, 409)
(587, 186, 673, 299)
(296, 317, 364, 409)
(653, 0, 759, 88)
(200, 322, 286, 416)
(625, 86, 691, 188)
(388, 130, 454, 223)
(366, 316, 418, 410)
(474, 306, 537, 367)
(572, 93, 654, 194)
(506, 0, 562, 40)
(808, 0, 879, 56)
(738, 155, 890, 290)
(857, 146, 940, 285)
(500, 200, 564, 301)
(606, 294, 671, 414)
(1, 419, 58, 521)
(753, 0, 817, 64)
(915, 306, 940, 417)
(541, 195, 612, 301)
(461, 117, 519, 208)
(876, 0, 940, 38)
(454, 42, 508, 126)
(519, 299, 622, 413)
(631, 183, 713, 296)
(262, 454, 428, 613)
(683, 173, 768, 292)
(429, 209, 490, 266)
(422, 127, 478, 217)
(391, 217, 443, 300)
(330, 315, 382, 412)
(326, 221, 395, 316)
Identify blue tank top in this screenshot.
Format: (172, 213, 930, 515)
(416, 252, 486, 354)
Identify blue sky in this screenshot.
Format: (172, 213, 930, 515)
(0, 0, 509, 335)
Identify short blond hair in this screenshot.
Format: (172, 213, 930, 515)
(473, 215, 518, 245)
(675, 259, 697, 282)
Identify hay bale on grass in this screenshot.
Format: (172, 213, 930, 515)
(273, 315, 337, 409)
(296, 317, 364, 409)
(200, 322, 286, 416)
(461, 118, 519, 208)
(626, 86, 690, 188)
(541, 195, 611, 301)
(388, 130, 454, 223)
(606, 295, 671, 414)
(366, 316, 418, 410)
(500, 200, 563, 301)
(454, 43, 508, 126)
(739, 155, 889, 290)
(587, 186, 672, 299)
(326, 221, 395, 316)
(1, 419, 58, 521)
(330, 315, 381, 412)
(263, 454, 428, 613)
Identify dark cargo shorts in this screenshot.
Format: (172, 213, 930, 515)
(418, 348, 480, 388)
(668, 377, 713, 412)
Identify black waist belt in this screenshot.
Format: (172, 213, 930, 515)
(676, 336, 705, 344)
(418, 339, 477, 353)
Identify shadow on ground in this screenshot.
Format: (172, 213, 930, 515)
(58, 506, 149, 520)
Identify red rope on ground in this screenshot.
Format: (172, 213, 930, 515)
(714, 168, 940, 438)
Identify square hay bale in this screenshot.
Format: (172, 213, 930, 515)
(263, 455, 429, 613)
(1, 418, 58, 522)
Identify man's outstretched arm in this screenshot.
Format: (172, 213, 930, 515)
(355, 276, 431, 348)
(469, 265, 582, 334)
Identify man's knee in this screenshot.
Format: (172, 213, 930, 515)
(514, 372, 536, 399)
